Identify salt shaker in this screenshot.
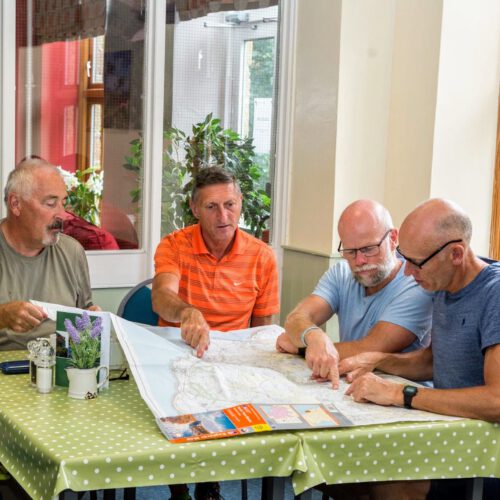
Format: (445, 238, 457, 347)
(35, 340, 55, 394)
(27, 339, 40, 387)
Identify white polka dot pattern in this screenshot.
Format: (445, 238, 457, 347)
(0, 352, 300, 499)
(0, 352, 499, 498)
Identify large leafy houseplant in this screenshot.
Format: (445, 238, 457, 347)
(123, 114, 270, 238)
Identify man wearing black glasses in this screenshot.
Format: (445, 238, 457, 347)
(341, 198, 500, 499)
(344, 198, 500, 417)
(276, 199, 433, 388)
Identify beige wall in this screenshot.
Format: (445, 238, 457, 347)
(430, 0, 500, 253)
(333, 0, 397, 232)
(281, 0, 500, 322)
(286, 0, 341, 255)
(384, 0, 443, 225)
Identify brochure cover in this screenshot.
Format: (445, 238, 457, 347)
(157, 402, 353, 443)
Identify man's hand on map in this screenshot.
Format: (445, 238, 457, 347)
(339, 351, 388, 382)
(304, 329, 340, 389)
(275, 332, 299, 354)
(345, 372, 403, 406)
(179, 307, 210, 358)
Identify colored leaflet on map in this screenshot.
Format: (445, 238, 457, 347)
(158, 402, 353, 443)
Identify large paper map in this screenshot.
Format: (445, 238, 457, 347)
(112, 317, 458, 426)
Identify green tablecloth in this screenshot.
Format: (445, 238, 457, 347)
(0, 351, 499, 498)
(0, 352, 304, 499)
(293, 420, 500, 492)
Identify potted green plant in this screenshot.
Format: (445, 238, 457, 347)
(123, 113, 271, 238)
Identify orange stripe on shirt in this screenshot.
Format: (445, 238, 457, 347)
(154, 224, 279, 331)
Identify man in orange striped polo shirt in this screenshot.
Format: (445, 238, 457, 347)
(152, 167, 279, 359)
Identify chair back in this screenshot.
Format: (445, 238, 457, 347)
(117, 278, 159, 326)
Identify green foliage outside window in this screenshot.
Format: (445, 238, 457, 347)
(123, 113, 271, 238)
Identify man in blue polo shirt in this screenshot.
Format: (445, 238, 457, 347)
(277, 199, 432, 388)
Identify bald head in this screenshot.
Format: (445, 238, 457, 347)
(400, 198, 472, 249)
(338, 200, 393, 237)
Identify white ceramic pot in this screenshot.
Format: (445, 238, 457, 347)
(66, 366, 109, 399)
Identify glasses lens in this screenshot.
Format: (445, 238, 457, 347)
(341, 249, 356, 259)
(361, 245, 379, 257)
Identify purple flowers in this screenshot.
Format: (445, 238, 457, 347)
(64, 318, 80, 344)
(65, 313, 103, 369)
(75, 312, 91, 331)
(90, 317, 103, 339)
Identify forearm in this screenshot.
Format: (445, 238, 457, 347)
(335, 340, 372, 359)
(395, 385, 500, 421)
(377, 347, 433, 381)
(152, 288, 198, 323)
(0, 303, 11, 330)
(284, 311, 316, 347)
(250, 315, 273, 327)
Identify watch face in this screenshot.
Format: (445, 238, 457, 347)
(403, 385, 418, 409)
(404, 386, 418, 396)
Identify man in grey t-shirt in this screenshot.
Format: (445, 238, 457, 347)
(0, 158, 98, 350)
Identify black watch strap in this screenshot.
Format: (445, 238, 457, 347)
(403, 385, 418, 409)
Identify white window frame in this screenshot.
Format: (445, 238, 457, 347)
(0, 0, 296, 289)
(0, 0, 166, 289)
(270, 0, 296, 272)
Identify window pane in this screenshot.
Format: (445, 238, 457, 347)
(91, 36, 105, 85)
(15, 0, 145, 251)
(161, 3, 279, 241)
(89, 103, 103, 169)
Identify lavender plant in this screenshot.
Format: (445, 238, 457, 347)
(64, 312, 102, 369)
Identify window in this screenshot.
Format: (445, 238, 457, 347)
(160, 2, 280, 242)
(1, 0, 291, 287)
(79, 36, 104, 172)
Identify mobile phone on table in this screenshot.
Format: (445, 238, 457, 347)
(0, 360, 30, 374)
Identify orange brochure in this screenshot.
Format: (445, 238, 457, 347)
(157, 402, 352, 443)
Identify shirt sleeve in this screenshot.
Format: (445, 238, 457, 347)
(154, 235, 181, 277)
(74, 242, 94, 309)
(253, 248, 280, 317)
(479, 283, 500, 352)
(312, 261, 345, 314)
(378, 284, 433, 342)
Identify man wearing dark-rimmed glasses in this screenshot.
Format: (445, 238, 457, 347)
(276, 199, 433, 390)
(344, 197, 500, 403)
(342, 197, 500, 499)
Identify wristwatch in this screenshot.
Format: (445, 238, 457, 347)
(403, 385, 418, 409)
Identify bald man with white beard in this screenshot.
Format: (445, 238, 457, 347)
(276, 199, 433, 388)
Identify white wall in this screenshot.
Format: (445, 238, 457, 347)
(285, 0, 500, 256)
(333, 0, 397, 240)
(430, 0, 500, 254)
(286, 0, 341, 255)
(384, 0, 443, 226)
